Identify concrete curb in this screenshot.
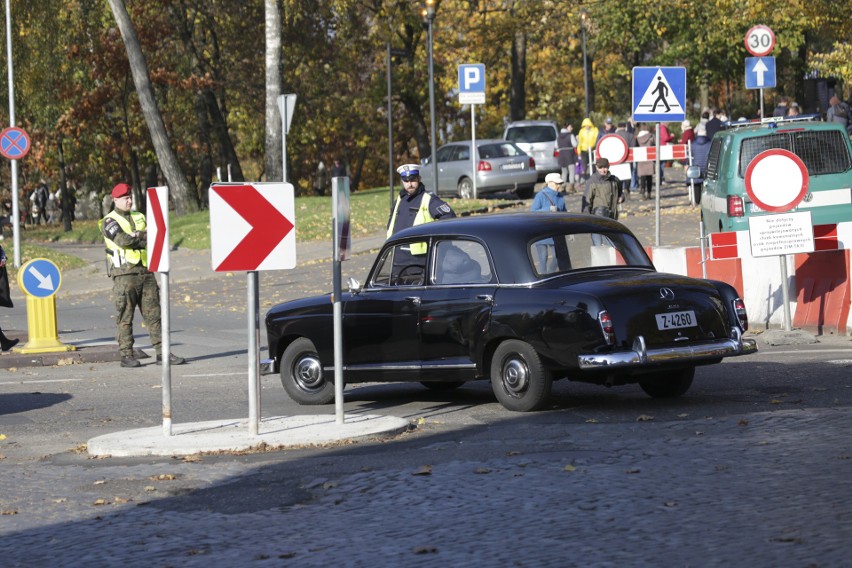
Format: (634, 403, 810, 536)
(86, 414, 412, 457)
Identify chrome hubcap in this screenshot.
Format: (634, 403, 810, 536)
(502, 357, 529, 397)
(293, 355, 323, 391)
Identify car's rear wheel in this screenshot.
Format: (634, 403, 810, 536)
(457, 177, 474, 199)
(490, 340, 552, 412)
(420, 381, 464, 391)
(280, 338, 334, 405)
(639, 367, 695, 398)
(516, 185, 535, 199)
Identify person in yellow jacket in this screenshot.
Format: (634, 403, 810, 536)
(576, 117, 599, 182)
(386, 164, 456, 283)
(100, 183, 185, 368)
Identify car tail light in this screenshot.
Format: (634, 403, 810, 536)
(598, 311, 615, 346)
(553, 148, 559, 157)
(478, 160, 492, 172)
(733, 298, 748, 331)
(529, 157, 536, 169)
(727, 195, 744, 217)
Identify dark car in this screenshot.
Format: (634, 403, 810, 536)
(263, 213, 756, 412)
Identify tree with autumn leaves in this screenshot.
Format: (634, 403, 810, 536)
(0, 0, 848, 224)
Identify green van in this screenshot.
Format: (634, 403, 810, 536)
(698, 116, 852, 232)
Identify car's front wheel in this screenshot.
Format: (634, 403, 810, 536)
(639, 367, 695, 398)
(280, 338, 334, 405)
(490, 340, 552, 411)
(457, 177, 474, 199)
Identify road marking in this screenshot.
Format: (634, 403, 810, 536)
(0, 378, 84, 385)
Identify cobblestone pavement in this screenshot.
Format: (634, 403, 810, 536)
(2, 402, 850, 567)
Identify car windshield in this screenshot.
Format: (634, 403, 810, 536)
(530, 231, 652, 277)
(505, 126, 555, 144)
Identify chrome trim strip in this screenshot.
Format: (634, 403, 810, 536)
(260, 358, 275, 375)
(578, 328, 757, 370)
(322, 363, 476, 372)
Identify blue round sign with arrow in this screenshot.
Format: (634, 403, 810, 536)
(18, 258, 62, 298)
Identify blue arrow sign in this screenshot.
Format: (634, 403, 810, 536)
(633, 67, 686, 123)
(20, 259, 62, 298)
(745, 56, 776, 89)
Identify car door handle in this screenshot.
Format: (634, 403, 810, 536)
(476, 294, 493, 304)
(405, 296, 421, 306)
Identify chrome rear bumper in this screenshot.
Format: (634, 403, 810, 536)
(260, 358, 275, 375)
(578, 327, 757, 370)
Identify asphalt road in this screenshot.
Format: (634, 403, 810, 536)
(2, 172, 850, 566)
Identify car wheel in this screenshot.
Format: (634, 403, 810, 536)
(490, 340, 552, 412)
(420, 381, 464, 391)
(639, 367, 695, 398)
(515, 185, 535, 199)
(280, 338, 334, 405)
(457, 177, 474, 199)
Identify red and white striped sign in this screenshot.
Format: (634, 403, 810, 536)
(627, 144, 688, 163)
(146, 186, 170, 272)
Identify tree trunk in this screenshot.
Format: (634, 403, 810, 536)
(107, 0, 197, 216)
(510, 29, 526, 121)
(265, 0, 283, 181)
(57, 136, 73, 232)
(203, 90, 244, 182)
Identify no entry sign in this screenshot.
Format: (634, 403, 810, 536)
(745, 149, 809, 212)
(0, 127, 30, 160)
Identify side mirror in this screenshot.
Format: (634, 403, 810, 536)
(421, 156, 430, 166)
(347, 277, 362, 294)
(686, 165, 701, 179)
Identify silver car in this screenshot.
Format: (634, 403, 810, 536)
(420, 139, 538, 199)
(502, 120, 560, 179)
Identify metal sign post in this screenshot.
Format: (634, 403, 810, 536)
(458, 64, 486, 199)
(332, 176, 351, 425)
(277, 94, 297, 182)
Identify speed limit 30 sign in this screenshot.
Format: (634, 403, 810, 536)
(744, 25, 775, 57)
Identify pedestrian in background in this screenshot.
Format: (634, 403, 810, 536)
(99, 183, 185, 368)
(556, 124, 578, 191)
(530, 173, 566, 272)
(577, 118, 598, 182)
(636, 128, 655, 200)
(585, 158, 622, 220)
(614, 122, 637, 196)
(0, 244, 18, 351)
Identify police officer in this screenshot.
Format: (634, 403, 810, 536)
(387, 164, 456, 236)
(386, 164, 456, 283)
(100, 183, 185, 368)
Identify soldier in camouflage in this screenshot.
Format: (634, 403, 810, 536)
(100, 183, 186, 368)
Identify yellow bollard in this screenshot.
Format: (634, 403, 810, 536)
(13, 258, 75, 353)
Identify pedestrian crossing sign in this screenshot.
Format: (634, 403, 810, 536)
(632, 67, 686, 122)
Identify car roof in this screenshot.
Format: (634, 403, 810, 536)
(441, 139, 521, 147)
(504, 120, 557, 128)
(389, 212, 638, 283)
(716, 116, 841, 139)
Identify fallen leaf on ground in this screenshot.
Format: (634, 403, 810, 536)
(636, 414, 655, 422)
(412, 465, 432, 476)
(564, 464, 576, 472)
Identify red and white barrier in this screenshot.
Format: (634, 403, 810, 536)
(648, 230, 852, 335)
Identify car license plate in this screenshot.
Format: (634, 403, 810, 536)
(501, 162, 524, 170)
(655, 310, 697, 330)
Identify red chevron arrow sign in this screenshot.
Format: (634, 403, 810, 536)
(209, 183, 296, 272)
(146, 186, 170, 272)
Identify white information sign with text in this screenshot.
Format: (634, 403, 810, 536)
(748, 212, 815, 258)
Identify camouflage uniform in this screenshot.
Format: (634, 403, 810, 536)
(100, 209, 162, 358)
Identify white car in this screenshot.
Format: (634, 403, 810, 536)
(503, 120, 560, 179)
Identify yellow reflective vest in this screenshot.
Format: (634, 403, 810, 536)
(387, 192, 434, 255)
(100, 209, 148, 269)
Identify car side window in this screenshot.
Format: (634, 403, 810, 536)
(456, 146, 470, 161)
(372, 243, 429, 287)
(434, 240, 492, 285)
(436, 146, 455, 163)
(705, 138, 723, 181)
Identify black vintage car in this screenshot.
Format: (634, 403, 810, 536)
(263, 213, 756, 412)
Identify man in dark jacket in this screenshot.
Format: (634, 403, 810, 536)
(583, 158, 622, 218)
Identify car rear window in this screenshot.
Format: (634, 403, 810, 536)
(738, 129, 852, 177)
(505, 126, 556, 144)
(479, 143, 525, 159)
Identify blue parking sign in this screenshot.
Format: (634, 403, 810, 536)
(458, 64, 485, 104)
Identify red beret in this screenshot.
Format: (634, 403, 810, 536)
(111, 183, 131, 199)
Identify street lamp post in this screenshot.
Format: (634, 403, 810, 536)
(424, 0, 439, 192)
(580, 9, 589, 118)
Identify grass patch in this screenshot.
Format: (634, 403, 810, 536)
(17, 187, 521, 250)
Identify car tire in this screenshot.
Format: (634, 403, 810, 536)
(639, 367, 695, 398)
(457, 177, 474, 199)
(280, 338, 334, 405)
(490, 340, 552, 412)
(516, 185, 535, 199)
(420, 381, 464, 391)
